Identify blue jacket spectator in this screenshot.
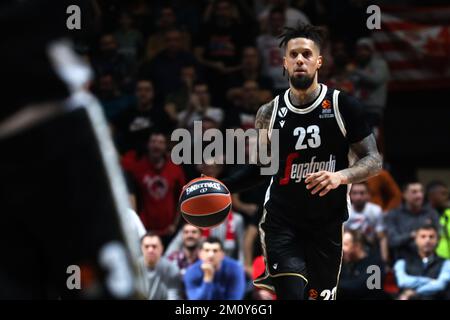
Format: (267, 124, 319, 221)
(184, 237, 246, 300)
(394, 224, 450, 300)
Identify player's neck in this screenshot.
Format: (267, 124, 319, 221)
(289, 82, 321, 107)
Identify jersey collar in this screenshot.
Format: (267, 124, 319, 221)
(284, 84, 327, 114)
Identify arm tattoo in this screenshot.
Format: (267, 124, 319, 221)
(255, 101, 274, 130)
(254, 100, 275, 165)
(339, 134, 382, 184)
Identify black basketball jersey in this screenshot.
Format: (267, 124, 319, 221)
(264, 84, 362, 225)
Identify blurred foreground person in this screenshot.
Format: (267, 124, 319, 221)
(0, 0, 143, 299)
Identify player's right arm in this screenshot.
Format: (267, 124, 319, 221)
(221, 101, 275, 194)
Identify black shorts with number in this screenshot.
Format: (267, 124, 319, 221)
(254, 207, 343, 300)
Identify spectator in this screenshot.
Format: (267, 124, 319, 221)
(114, 79, 175, 154)
(258, 0, 310, 32)
(95, 73, 134, 121)
(367, 168, 403, 214)
(164, 64, 198, 122)
(166, 223, 202, 276)
(114, 12, 144, 65)
(339, 230, 386, 299)
(224, 80, 270, 130)
(323, 40, 355, 94)
(177, 81, 224, 130)
(140, 233, 182, 300)
(345, 182, 388, 264)
(426, 181, 450, 259)
(139, 29, 197, 98)
(226, 46, 273, 92)
(350, 38, 390, 134)
(184, 237, 246, 300)
(194, 0, 252, 102)
(394, 224, 450, 300)
(257, 7, 289, 94)
(385, 182, 440, 260)
(91, 33, 134, 92)
(122, 132, 186, 247)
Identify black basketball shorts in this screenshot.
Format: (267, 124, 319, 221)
(254, 207, 343, 300)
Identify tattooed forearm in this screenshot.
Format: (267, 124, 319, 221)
(338, 134, 382, 184)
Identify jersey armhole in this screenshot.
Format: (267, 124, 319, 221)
(268, 95, 279, 142)
(333, 90, 347, 138)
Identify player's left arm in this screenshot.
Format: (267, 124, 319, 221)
(305, 134, 382, 196)
(305, 93, 382, 197)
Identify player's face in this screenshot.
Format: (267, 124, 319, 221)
(182, 225, 202, 250)
(404, 183, 424, 209)
(350, 184, 369, 209)
(415, 229, 438, 255)
(141, 236, 163, 265)
(284, 38, 322, 90)
(200, 243, 224, 268)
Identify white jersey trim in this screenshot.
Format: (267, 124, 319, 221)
(333, 90, 347, 138)
(283, 84, 327, 114)
(268, 96, 279, 142)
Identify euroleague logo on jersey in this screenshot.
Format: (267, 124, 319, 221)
(319, 99, 334, 119)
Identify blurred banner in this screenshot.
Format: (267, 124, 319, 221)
(374, 6, 450, 90)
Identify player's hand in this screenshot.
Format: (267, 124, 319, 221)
(304, 171, 345, 197)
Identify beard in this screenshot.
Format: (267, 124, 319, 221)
(289, 71, 316, 90)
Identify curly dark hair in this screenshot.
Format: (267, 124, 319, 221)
(278, 23, 328, 53)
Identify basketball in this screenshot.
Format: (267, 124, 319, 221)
(179, 176, 232, 229)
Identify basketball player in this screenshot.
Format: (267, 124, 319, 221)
(222, 24, 382, 300)
(0, 0, 143, 298)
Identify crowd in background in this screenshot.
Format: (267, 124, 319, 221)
(74, 0, 450, 299)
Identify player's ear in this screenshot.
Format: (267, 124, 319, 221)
(317, 55, 323, 70)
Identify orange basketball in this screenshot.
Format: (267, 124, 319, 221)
(179, 176, 231, 229)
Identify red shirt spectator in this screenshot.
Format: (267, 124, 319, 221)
(122, 133, 185, 237)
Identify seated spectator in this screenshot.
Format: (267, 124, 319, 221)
(426, 181, 450, 259)
(140, 233, 182, 300)
(139, 28, 197, 98)
(323, 40, 355, 94)
(226, 46, 273, 92)
(95, 73, 134, 121)
(224, 80, 271, 130)
(394, 224, 450, 300)
(114, 12, 144, 65)
(351, 38, 390, 133)
(338, 230, 386, 300)
(256, 7, 289, 94)
(184, 237, 246, 300)
(258, 0, 310, 32)
(177, 81, 224, 130)
(385, 182, 440, 261)
(145, 6, 191, 60)
(122, 132, 186, 247)
(166, 223, 202, 276)
(345, 182, 388, 264)
(367, 168, 402, 213)
(91, 33, 134, 92)
(114, 79, 175, 154)
(164, 64, 198, 122)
